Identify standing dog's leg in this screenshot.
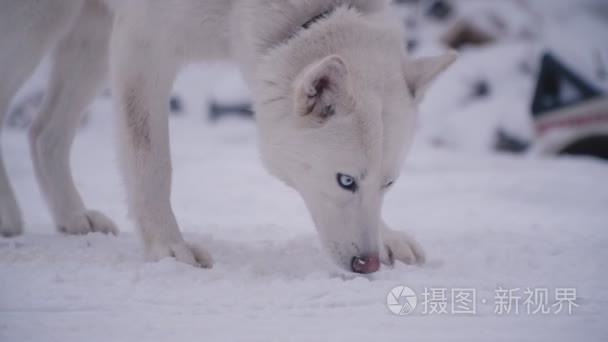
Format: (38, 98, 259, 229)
(0, 1, 83, 237)
(110, 22, 213, 267)
(29, 0, 117, 235)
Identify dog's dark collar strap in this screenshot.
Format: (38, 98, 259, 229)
(285, 4, 353, 45)
(286, 10, 332, 43)
(301, 10, 332, 31)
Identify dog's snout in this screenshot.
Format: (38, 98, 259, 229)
(351, 255, 380, 274)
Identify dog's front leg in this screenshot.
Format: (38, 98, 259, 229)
(110, 26, 212, 268)
(380, 220, 426, 267)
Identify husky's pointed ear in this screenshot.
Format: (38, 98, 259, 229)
(405, 51, 458, 101)
(294, 55, 351, 122)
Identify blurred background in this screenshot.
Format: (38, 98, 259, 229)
(2, 1, 608, 340)
(7, 0, 608, 160)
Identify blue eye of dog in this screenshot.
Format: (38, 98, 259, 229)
(337, 174, 357, 192)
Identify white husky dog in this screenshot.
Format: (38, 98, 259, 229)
(0, 0, 455, 273)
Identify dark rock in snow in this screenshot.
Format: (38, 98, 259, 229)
(393, 0, 421, 5)
(170, 95, 184, 115)
(442, 20, 496, 50)
(426, 0, 453, 21)
(472, 79, 491, 99)
(209, 101, 254, 121)
(495, 129, 530, 153)
(406, 38, 419, 53)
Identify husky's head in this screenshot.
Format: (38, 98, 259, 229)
(253, 9, 456, 273)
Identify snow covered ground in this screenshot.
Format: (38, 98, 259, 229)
(1, 103, 607, 341)
(2, 1, 608, 341)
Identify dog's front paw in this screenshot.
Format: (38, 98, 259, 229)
(59, 210, 118, 235)
(381, 227, 426, 267)
(146, 241, 213, 269)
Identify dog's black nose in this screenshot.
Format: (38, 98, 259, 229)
(351, 255, 380, 274)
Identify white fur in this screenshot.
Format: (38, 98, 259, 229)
(0, 0, 455, 272)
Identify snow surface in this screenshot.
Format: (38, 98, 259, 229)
(2, 104, 607, 341)
(2, 1, 608, 341)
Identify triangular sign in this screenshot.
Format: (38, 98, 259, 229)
(531, 53, 603, 118)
